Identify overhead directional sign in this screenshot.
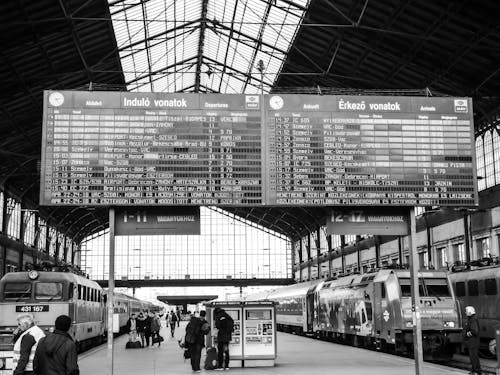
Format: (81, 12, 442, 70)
(114, 206, 200, 235)
(40, 91, 478, 207)
(326, 207, 409, 235)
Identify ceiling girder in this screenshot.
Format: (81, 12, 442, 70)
(194, 0, 209, 92)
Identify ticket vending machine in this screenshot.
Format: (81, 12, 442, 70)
(206, 300, 277, 368)
(242, 301, 276, 367)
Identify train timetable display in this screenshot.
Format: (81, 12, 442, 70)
(40, 91, 478, 207)
(41, 92, 264, 206)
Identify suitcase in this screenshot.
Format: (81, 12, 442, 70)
(126, 340, 143, 349)
(204, 347, 218, 370)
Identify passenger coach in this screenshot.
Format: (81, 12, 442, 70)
(260, 269, 462, 360)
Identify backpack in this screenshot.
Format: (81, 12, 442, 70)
(201, 320, 210, 335)
(204, 347, 218, 370)
(185, 319, 201, 344)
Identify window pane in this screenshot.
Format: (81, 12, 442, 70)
(455, 281, 466, 297)
(468, 280, 479, 296)
(3, 283, 31, 300)
(35, 283, 63, 300)
(485, 278, 497, 295)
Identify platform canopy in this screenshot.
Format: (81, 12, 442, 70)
(0, 0, 499, 243)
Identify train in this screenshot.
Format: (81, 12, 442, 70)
(0, 270, 162, 373)
(448, 261, 500, 357)
(248, 268, 463, 360)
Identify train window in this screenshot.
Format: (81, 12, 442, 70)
(455, 282, 466, 297)
(91, 289, 95, 302)
(3, 283, 31, 300)
(68, 283, 74, 299)
(468, 280, 479, 296)
(424, 278, 451, 297)
(485, 278, 497, 295)
(399, 279, 425, 297)
(381, 284, 386, 298)
(78, 285, 82, 299)
(83, 286, 87, 301)
(35, 283, 62, 300)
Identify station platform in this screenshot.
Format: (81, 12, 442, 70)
(79, 322, 469, 375)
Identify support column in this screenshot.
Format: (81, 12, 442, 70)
(306, 234, 311, 281)
(107, 208, 115, 375)
(398, 237, 404, 265)
(340, 235, 346, 274)
(2, 188, 8, 275)
(19, 206, 26, 270)
(327, 235, 333, 278)
(409, 208, 423, 375)
(316, 228, 321, 278)
(375, 236, 381, 269)
(463, 210, 471, 263)
(298, 240, 303, 281)
(33, 211, 40, 266)
(356, 235, 362, 272)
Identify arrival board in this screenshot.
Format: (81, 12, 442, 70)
(40, 91, 477, 207)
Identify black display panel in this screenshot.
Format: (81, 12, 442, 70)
(40, 91, 477, 207)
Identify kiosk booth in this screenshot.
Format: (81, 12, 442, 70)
(205, 300, 277, 368)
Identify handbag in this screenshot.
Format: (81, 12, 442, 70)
(152, 335, 164, 344)
(183, 348, 191, 359)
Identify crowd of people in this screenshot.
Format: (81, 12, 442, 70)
(125, 311, 164, 348)
(11, 304, 482, 375)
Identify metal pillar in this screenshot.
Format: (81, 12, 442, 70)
(408, 208, 423, 375)
(107, 208, 115, 375)
(398, 236, 404, 265)
(356, 235, 362, 272)
(375, 236, 380, 268)
(340, 235, 346, 274)
(463, 210, 472, 263)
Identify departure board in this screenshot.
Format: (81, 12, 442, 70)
(40, 91, 478, 207)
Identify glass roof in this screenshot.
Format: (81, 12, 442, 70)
(109, 0, 310, 93)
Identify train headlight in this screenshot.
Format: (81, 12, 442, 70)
(443, 321, 455, 328)
(28, 270, 39, 280)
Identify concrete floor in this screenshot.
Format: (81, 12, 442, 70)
(79, 322, 468, 375)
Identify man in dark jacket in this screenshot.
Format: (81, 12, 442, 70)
(184, 314, 205, 372)
(33, 315, 79, 375)
(214, 308, 234, 371)
(463, 306, 481, 375)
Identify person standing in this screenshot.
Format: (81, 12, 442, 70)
(169, 311, 178, 338)
(463, 306, 482, 375)
(150, 312, 162, 347)
(125, 313, 137, 342)
(184, 314, 204, 373)
(144, 312, 152, 348)
(33, 315, 79, 375)
(12, 314, 45, 375)
(136, 312, 147, 348)
(213, 307, 234, 371)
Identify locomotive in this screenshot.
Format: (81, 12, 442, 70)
(251, 269, 463, 360)
(0, 271, 159, 373)
(448, 261, 500, 357)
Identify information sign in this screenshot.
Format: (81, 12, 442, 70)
(114, 206, 200, 235)
(326, 207, 409, 235)
(40, 91, 477, 207)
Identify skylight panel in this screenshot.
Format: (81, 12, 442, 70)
(149, 43, 166, 72)
(152, 75, 169, 92)
(109, 0, 310, 93)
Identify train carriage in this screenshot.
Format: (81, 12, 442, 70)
(448, 264, 500, 356)
(256, 269, 463, 360)
(0, 270, 105, 372)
